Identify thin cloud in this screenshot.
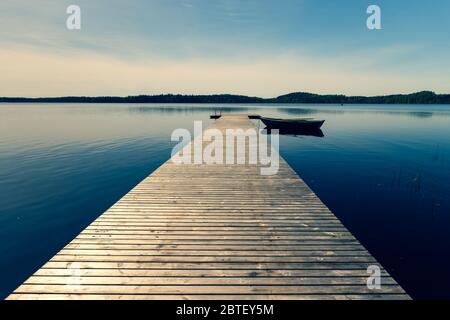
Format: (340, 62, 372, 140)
(1, 45, 448, 98)
(0, 1, 449, 96)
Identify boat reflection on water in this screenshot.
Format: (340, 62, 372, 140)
(263, 127, 325, 138)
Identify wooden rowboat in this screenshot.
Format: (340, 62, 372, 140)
(260, 117, 325, 130)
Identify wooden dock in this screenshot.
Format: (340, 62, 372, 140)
(8, 114, 409, 300)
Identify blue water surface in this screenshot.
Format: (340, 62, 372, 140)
(0, 103, 449, 299)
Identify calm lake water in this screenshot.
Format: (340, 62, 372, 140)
(0, 103, 449, 299)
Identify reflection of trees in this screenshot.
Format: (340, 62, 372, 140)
(130, 106, 251, 115)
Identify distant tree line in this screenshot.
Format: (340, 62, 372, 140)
(271, 91, 450, 104)
(0, 94, 264, 104)
(1, 91, 449, 104)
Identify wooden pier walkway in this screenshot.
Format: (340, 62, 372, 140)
(8, 114, 409, 300)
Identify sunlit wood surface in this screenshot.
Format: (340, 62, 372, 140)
(8, 114, 409, 300)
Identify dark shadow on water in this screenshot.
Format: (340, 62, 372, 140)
(278, 107, 449, 118)
(264, 127, 325, 138)
(408, 111, 433, 118)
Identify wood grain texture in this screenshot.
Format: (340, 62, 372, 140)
(7, 114, 409, 300)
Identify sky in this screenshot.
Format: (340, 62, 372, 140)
(0, 0, 449, 97)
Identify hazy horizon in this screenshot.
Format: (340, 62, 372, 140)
(0, 90, 448, 100)
(1, 0, 450, 97)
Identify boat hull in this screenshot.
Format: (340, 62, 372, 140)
(260, 117, 325, 130)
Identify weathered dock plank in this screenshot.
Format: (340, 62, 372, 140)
(7, 114, 409, 300)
